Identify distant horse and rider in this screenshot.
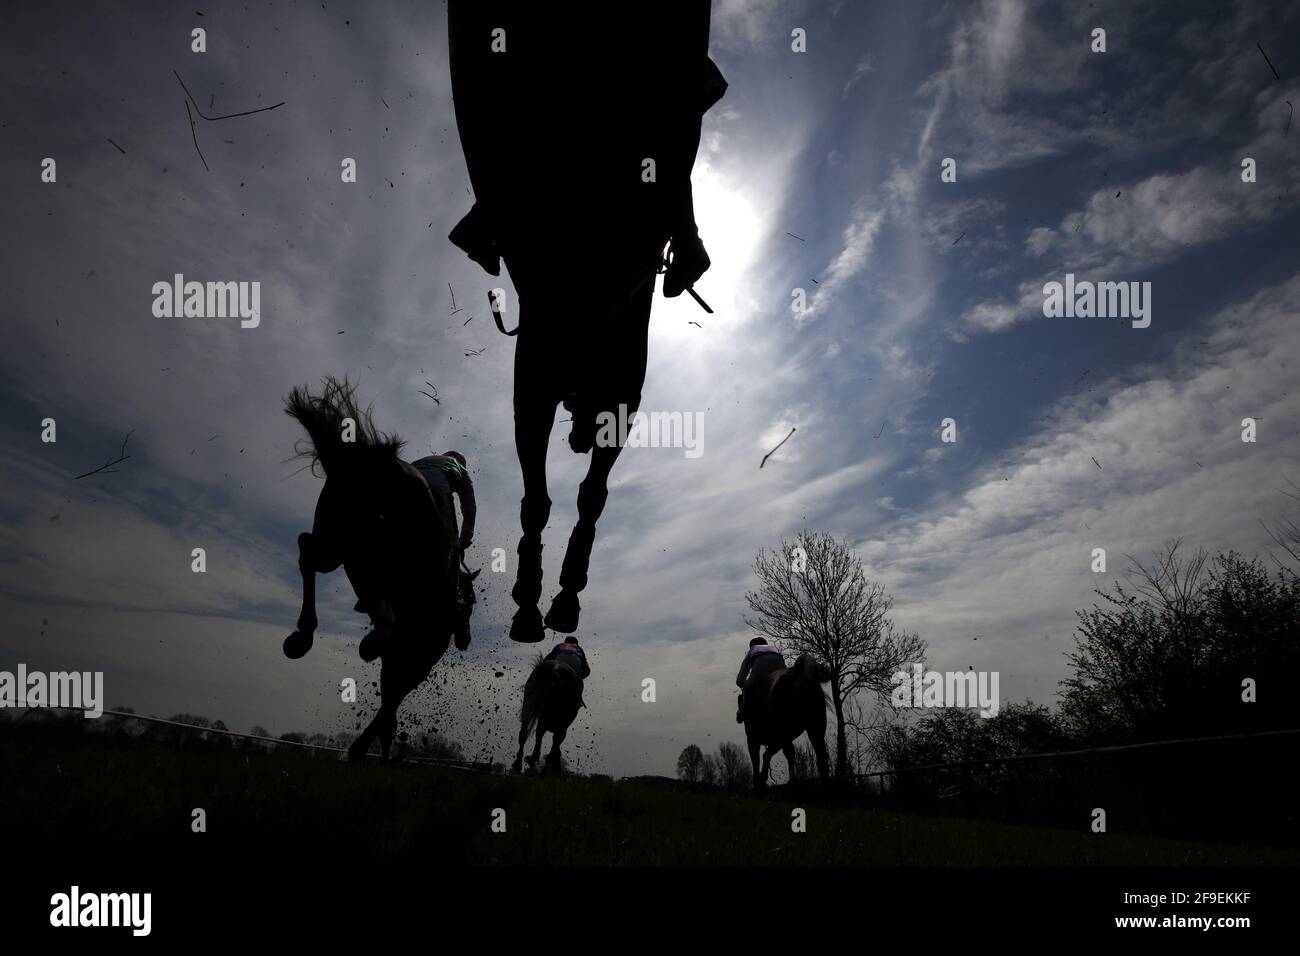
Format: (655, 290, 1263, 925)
(281, 376, 478, 761)
(513, 637, 590, 774)
(736, 638, 832, 790)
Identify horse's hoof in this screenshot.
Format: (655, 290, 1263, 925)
(509, 606, 545, 644)
(359, 628, 386, 662)
(453, 620, 472, 652)
(283, 630, 314, 660)
(543, 590, 580, 634)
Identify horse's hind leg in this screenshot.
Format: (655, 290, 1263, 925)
(377, 704, 399, 762)
(547, 284, 652, 634)
(812, 730, 831, 786)
(747, 737, 765, 792)
(513, 694, 533, 773)
(543, 728, 566, 775)
(782, 743, 799, 783)
(545, 443, 620, 633)
(350, 711, 378, 761)
(525, 723, 545, 770)
(512, 721, 529, 773)
(350, 661, 397, 763)
(350, 697, 400, 763)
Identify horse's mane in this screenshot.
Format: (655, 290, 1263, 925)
(284, 375, 404, 477)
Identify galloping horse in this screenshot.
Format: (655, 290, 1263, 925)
(513, 654, 584, 774)
(447, 1, 727, 642)
(282, 376, 464, 761)
(743, 654, 832, 791)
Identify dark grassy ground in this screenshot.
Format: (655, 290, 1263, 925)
(4, 720, 1296, 867)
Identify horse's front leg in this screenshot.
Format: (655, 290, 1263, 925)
(509, 342, 558, 643)
(285, 531, 340, 659)
(547, 284, 652, 634)
(297, 532, 325, 632)
(545, 442, 623, 633)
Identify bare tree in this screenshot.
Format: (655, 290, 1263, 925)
(700, 754, 719, 788)
(676, 744, 705, 785)
(1262, 474, 1300, 575)
(745, 531, 926, 778)
(715, 741, 749, 792)
(844, 696, 892, 776)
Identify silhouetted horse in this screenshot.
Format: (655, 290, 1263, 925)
(447, 1, 727, 642)
(282, 376, 464, 761)
(743, 654, 832, 791)
(513, 654, 584, 774)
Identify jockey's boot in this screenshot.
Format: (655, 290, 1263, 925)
(735, 692, 745, 724)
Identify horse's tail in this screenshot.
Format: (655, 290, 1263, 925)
(284, 375, 404, 477)
(519, 655, 551, 736)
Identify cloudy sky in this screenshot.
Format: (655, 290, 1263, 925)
(3, 0, 1298, 776)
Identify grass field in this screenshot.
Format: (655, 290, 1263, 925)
(4, 720, 1295, 867)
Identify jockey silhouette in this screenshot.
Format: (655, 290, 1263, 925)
(448, 1, 727, 643)
(736, 637, 785, 723)
(411, 451, 477, 650)
(545, 635, 591, 680)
